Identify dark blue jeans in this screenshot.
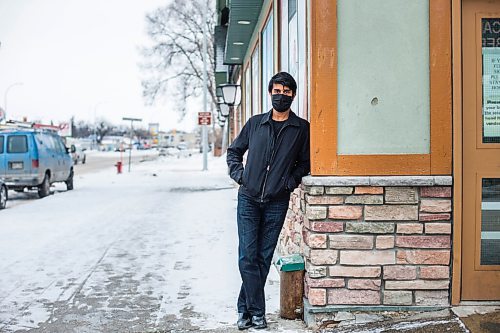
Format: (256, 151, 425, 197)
(236, 192, 289, 316)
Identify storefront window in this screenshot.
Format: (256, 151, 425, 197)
(280, 0, 307, 118)
(337, 0, 430, 155)
(481, 178, 500, 265)
(251, 46, 260, 115)
(262, 14, 274, 113)
(245, 66, 251, 122)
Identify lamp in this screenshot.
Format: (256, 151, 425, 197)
(218, 103, 230, 117)
(217, 113, 226, 123)
(216, 86, 223, 98)
(218, 83, 241, 106)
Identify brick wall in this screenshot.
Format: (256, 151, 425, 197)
(279, 186, 307, 257)
(279, 176, 453, 309)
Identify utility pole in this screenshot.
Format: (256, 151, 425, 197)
(122, 117, 142, 172)
(201, 0, 209, 171)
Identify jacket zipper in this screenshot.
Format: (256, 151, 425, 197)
(260, 123, 289, 202)
(260, 164, 270, 202)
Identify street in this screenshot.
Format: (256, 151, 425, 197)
(5, 150, 158, 210)
(0, 153, 306, 333)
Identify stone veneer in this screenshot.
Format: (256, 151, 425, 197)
(278, 176, 453, 324)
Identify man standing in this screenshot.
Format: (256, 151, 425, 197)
(227, 72, 310, 330)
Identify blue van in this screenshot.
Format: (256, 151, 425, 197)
(0, 128, 74, 198)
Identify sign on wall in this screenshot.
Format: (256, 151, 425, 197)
(482, 18, 500, 143)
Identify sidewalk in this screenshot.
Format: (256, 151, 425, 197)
(1, 153, 497, 333)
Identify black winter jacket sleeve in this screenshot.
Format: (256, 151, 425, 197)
(287, 122, 310, 191)
(226, 120, 250, 184)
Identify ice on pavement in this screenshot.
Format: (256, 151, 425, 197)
(0, 153, 306, 332)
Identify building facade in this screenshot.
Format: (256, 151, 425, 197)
(215, 0, 500, 326)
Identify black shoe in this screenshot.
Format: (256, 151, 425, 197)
(251, 315, 267, 329)
(237, 313, 252, 330)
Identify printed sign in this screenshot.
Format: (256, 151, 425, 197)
(198, 112, 212, 126)
(58, 122, 72, 137)
(482, 18, 500, 143)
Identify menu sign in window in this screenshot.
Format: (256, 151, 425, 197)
(482, 18, 500, 143)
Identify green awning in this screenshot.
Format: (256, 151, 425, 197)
(215, 25, 228, 80)
(215, 72, 227, 88)
(224, 0, 263, 65)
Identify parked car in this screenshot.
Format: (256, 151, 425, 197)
(70, 144, 86, 164)
(177, 142, 188, 150)
(0, 179, 7, 209)
(0, 128, 74, 198)
(158, 148, 168, 156)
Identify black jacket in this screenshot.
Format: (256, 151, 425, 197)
(227, 110, 310, 202)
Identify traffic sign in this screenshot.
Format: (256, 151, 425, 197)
(198, 112, 212, 125)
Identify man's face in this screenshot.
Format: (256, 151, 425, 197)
(269, 83, 294, 97)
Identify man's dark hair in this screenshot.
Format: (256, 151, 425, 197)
(268, 72, 297, 96)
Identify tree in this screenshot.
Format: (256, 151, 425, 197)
(95, 119, 112, 144)
(141, 0, 217, 119)
(73, 120, 92, 138)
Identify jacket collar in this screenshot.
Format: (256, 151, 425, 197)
(260, 109, 301, 126)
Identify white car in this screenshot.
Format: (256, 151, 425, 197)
(70, 144, 87, 164)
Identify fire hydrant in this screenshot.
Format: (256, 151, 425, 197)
(115, 161, 122, 174)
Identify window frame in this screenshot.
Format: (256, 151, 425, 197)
(244, 62, 252, 122)
(261, 13, 275, 113)
(309, 0, 452, 175)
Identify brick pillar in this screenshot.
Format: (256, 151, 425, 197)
(278, 176, 453, 325)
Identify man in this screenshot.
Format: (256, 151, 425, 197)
(227, 72, 310, 330)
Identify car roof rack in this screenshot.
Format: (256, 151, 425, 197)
(0, 120, 60, 133)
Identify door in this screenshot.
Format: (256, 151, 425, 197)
(4, 134, 32, 182)
(47, 135, 63, 182)
(38, 134, 58, 182)
(462, 0, 500, 300)
(54, 135, 71, 181)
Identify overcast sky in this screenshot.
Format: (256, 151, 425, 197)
(0, 0, 199, 131)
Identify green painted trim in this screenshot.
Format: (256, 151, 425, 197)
(215, 72, 227, 87)
(224, 0, 264, 64)
(276, 254, 305, 272)
(243, 0, 273, 64)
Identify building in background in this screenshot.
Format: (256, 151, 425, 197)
(157, 129, 200, 150)
(215, 0, 500, 327)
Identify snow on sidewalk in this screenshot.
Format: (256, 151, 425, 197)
(0, 154, 307, 332)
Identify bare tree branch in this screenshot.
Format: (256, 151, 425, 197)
(140, 0, 218, 119)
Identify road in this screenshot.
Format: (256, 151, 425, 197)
(5, 151, 159, 210)
(73, 150, 158, 175)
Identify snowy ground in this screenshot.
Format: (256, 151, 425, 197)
(0, 153, 307, 332)
(0, 153, 477, 333)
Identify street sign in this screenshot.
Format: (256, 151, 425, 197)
(198, 112, 212, 125)
(58, 122, 72, 137)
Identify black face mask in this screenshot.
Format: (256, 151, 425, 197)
(271, 94, 294, 113)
